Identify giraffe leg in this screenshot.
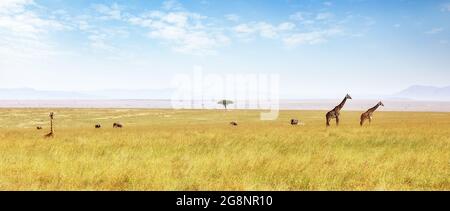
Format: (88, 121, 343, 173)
(336, 116, 340, 126)
(326, 113, 331, 127)
(361, 114, 368, 126)
(369, 116, 372, 125)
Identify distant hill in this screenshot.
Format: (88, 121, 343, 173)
(89, 89, 174, 100)
(1, 86, 449, 101)
(392, 85, 450, 101)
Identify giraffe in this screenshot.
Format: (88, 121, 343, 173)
(360, 101, 384, 126)
(326, 94, 352, 127)
(44, 112, 54, 138)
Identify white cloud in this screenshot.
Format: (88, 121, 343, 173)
(316, 12, 334, 21)
(93, 3, 122, 20)
(234, 23, 254, 34)
(0, 0, 34, 13)
(88, 33, 115, 51)
(290, 12, 323, 25)
(425, 27, 444, 34)
(256, 22, 277, 38)
(69, 10, 131, 53)
(232, 9, 361, 47)
(290, 12, 306, 21)
(364, 17, 376, 26)
(323, 2, 333, 7)
(278, 22, 295, 31)
(0, 30, 56, 60)
(0, 0, 374, 58)
(129, 11, 229, 55)
(233, 22, 295, 39)
(284, 32, 326, 45)
(85, 28, 129, 52)
(0, 11, 66, 35)
(73, 15, 92, 31)
(162, 0, 183, 11)
(225, 14, 240, 22)
(283, 28, 342, 46)
(441, 3, 450, 12)
(77, 2, 216, 55)
(0, 0, 67, 60)
(0, 0, 67, 35)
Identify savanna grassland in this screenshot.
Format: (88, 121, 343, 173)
(0, 108, 448, 190)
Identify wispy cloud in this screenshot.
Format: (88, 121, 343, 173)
(93, 3, 122, 20)
(323, 2, 333, 7)
(225, 14, 240, 22)
(236, 9, 365, 47)
(0, 0, 67, 35)
(283, 28, 342, 46)
(86, 28, 129, 52)
(425, 27, 444, 35)
(0, 0, 377, 57)
(128, 8, 229, 55)
(233, 23, 254, 34)
(88, 33, 115, 51)
(441, 3, 450, 12)
(0, 0, 68, 60)
(233, 22, 295, 39)
(290, 11, 345, 26)
(0, 0, 34, 13)
(162, 0, 183, 11)
(316, 12, 334, 21)
(66, 9, 128, 54)
(290, 12, 307, 22)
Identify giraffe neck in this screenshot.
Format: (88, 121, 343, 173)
(337, 97, 348, 111)
(368, 104, 380, 113)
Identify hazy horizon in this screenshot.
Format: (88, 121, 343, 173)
(1, 84, 450, 101)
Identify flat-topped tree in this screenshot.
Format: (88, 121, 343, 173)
(218, 99, 234, 110)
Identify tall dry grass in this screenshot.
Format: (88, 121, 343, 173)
(0, 109, 448, 190)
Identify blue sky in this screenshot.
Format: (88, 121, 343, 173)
(0, 0, 449, 98)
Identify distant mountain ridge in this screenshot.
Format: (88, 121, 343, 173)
(392, 85, 450, 101)
(0, 85, 449, 101)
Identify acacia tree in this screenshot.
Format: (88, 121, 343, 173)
(218, 99, 234, 110)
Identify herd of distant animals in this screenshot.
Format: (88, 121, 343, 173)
(36, 94, 384, 138)
(231, 94, 384, 127)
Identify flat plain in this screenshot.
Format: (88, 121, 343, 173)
(0, 108, 448, 190)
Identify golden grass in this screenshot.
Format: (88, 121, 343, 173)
(0, 108, 448, 190)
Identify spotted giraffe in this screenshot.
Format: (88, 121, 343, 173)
(44, 112, 54, 138)
(360, 101, 384, 126)
(326, 94, 352, 127)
